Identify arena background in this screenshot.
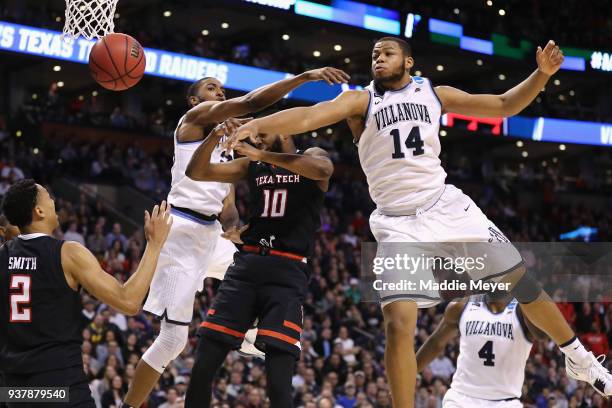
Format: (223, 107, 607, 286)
(1, 0, 611, 407)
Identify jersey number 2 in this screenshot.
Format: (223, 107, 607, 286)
(478, 340, 496, 366)
(261, 189, 287, 218)
(391, 127, 425, 158)
(10, 275, 32, 322)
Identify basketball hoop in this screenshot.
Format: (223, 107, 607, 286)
(63, 0, 118, 40)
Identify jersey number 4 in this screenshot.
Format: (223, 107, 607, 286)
(261, 189, 287, 218)
(9, 275, 32, 323)
(390, 127, 425, 158)
(478, 340, 496, 366)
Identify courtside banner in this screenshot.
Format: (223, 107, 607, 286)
(360, 242, 612, 303)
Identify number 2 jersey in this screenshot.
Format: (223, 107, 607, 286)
(358, 76, 446, 215)
(451, 296, 533, 400)
(242, 154, 324, 258)
(0, 234, 82, 374)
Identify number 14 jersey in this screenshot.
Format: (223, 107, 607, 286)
(358, 76, 446, 214)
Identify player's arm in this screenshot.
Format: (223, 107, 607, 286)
(436, 40, 564, 117)
(517, 305, 548, 342)
(185, 121, 250, 183)
(62, 202, 172, 316)
(218, 185, 239, 231)
(416, 301, 465, 372)
(234, 143, 333, 182)
(182, 67, 350, 128)
(231, 90, 369, 143)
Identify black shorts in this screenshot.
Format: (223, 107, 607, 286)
(3, 365, 95, 408)
(199, 252, 308, 358)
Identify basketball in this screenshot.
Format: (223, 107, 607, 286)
(88, 33, 146, 91)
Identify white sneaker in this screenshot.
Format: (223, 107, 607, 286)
(565, 353, 612, 396)
(238, 328, 265, 360)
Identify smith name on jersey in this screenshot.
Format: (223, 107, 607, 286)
(358, 76, 446, 215)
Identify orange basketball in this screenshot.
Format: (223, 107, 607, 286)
(88, 33, 146, 91)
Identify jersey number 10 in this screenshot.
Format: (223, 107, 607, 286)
(261, 189, 288, 218)
(390, 127, 425, 158)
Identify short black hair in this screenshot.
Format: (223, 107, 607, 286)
(375, 37, 412, 56)
(2, 179, 38, 229)
(186, 77, 213, 106)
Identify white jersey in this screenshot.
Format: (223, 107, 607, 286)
(167, 116, 231, 215)
(451, 297, 533, 401)
(358, 76, 446, 215)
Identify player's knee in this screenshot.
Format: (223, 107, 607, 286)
(383, 302, 417, 339)
(142, 321, 189, 372)
(507, 267, 542, 304)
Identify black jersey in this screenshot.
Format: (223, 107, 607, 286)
(242, 157, 325, 257)
(0, 234, 82, 374)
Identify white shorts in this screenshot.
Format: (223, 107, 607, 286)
(443, 389, 522, 408)
(205, 234, 237, 281)
(143, 213, 220, 324)
(369, 184, 523, 308)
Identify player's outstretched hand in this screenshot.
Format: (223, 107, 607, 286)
(225, 121, 260, 150)
(304, 67, 351, 85)
(536, 40, 564, 76)
(144, 201, 172, 248)
(221, 224, 249, 244)
(233, 141, 263, 161)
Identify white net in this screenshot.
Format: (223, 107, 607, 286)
(63, 0, 118, 40)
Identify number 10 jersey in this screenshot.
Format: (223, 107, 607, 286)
(358, 76, 446, 215)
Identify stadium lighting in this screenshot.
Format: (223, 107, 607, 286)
(259, 15, 266, 20)
(559, 144, 566, 151)
(344, 58, 351, 63)
(498, 74, 506, 80)
(542, 161, 547, 167)
(476, 59, 483, 66)
(486, 0, 493, 5)
(516, 141, 524, 147)
(16, 130, 22, 137)
(326, 128, 333, 134)
(53, 65, 61, 72)
(282, 34, 290, 40)
(334, 44, 342, 51)
(558, 95, 565, 101)
(453, 8, 460, 14)
(57, 81, 65, 87)
(201, 29, 209, 36)
(33, 148, 39, 155)
(569, 90, 575, 96)
(498, 9, 506, 16)
(521, 151, 528, 158)
(440, 130, 447, 137)
(78, 95, 84, 101)
(311, 131, 318, 137)
(436, 65, 444, 71)
(114, 13, 120, 19)
(415, 70, 422, 76)
(554, 79, 561, 85)
(313, 50, 321, 57)
(166, 100, 173, 106)
(55, 16, 62, 22)
(553, 157, 558, 163)
(536, 97, 542, 103)
(92, 91, 98, 96)
(32, 94, 38, 100)
(221, 22, 229, 29)
(163, 10, 172, 17)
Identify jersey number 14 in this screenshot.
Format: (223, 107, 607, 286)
(390, 127, 425, 158)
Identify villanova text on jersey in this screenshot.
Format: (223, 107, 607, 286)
(373, 102, 432, 131)
(464, 320, 515, 340)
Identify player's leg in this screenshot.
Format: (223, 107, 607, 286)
(382, 300, 418, 408)
(265, 346, 296, 407)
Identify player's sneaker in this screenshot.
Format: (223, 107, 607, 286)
(565, 353, 612, 397)
(238, 328, 265, 360)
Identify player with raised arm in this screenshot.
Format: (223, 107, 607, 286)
(416, 293, 547, 407)
(0, 179, 171, 407)
(230, 37, 612, 406)
(124, 67, 349, 407)
(182, 122, 333, 408)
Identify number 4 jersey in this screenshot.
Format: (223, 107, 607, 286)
(243, 153, 324, 257)
(0, 234, 82, 374)
(451, 296, 533, 401)
(358, 76, 446, 215)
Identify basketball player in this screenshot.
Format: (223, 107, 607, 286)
(0, 179, 171, 407)
(124, 67, 349, 407)
(182, 121, 333, 408)
(416, 294, 546, 407)
(0, 215, 20, 242)
(230, 37, 612, 406)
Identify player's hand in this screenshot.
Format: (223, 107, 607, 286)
(233, 141, 263, 161)
(144, 201, 172, 249)
(221, 224, 249, 244)
(210, 118, 252, 139)
(536, 40, 564, 76)
(225, 121, 260, 150)
(303, 67, 351, 85)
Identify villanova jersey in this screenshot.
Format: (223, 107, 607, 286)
(242, 155, 324, 257)
(167, 115, 232, 215)
(358, 76, 446, 214)
(451, 296, 533, 400)
(0, 234, 82, 374)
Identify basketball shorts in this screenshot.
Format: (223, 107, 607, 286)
(369, 184, 524, 309)
(3, 365, 96, 408)
(443, 389, 522, 408)
(143, 212, 220, 324)
(199, 252, 308, 359)
(205, 233, 238, 281)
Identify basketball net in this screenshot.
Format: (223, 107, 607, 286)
(63, 0, 118, 40)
